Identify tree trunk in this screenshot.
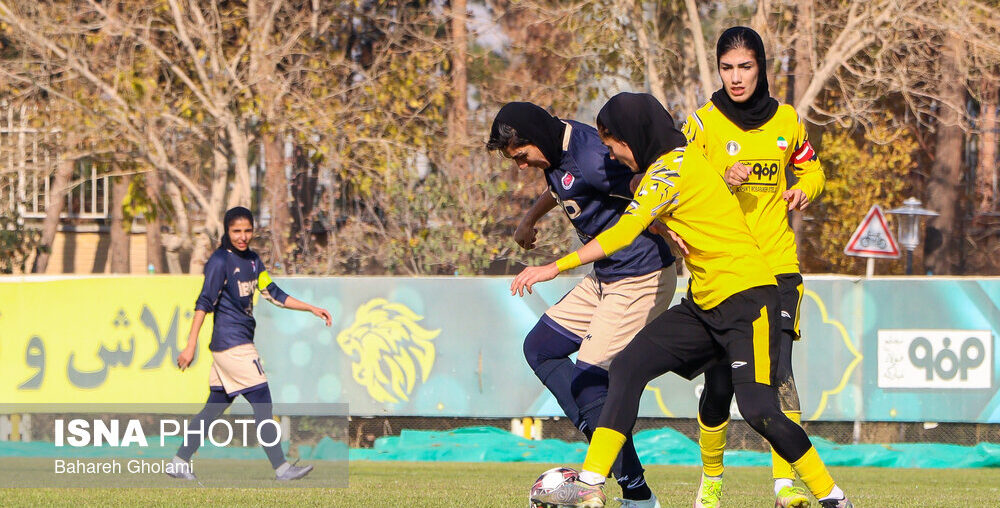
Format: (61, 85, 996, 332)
(752, 0, 777, 89)
(977, 78, 997, 215)
(789, 0, 816, 264)
(144, 168, 164, 274)
(684, 0, 713, 98)
(265, 132, 290, 267)
(31, 148, 76, 273)
(192, 136, 230, 273)
(226, 122, 253, 209)
(109, 174, 131, 273)
(446, 0, 468, 174)
(924, 35, 967, 275)
(163, 179, 189, 273)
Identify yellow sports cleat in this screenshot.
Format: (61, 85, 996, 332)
(530, 480, 606, 507)
(774, 486, 811, 507)
(694, 473, 723, 508)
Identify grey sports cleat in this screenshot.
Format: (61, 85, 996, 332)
(530, 480, 606, 507)
(275, 460, 314, 481)
(819, 498, 853, 508)
(615, 492, 661, 507)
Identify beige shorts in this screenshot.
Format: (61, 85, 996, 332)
(545, 266, 677, 369)
(208, 343, 268, 396)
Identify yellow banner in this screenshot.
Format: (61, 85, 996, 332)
(0, 277, 215, 404)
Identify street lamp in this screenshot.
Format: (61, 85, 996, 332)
(887, 197, 938, 275)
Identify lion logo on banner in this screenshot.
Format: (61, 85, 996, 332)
(336, 298, 440, 403)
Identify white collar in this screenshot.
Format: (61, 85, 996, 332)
(561, 121, 573, 151)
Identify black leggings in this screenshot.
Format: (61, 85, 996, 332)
(176, 386, 285, 468)
(600, 331, 811, 464)
(699, 328, 800, 428)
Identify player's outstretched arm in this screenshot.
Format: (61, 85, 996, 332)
(510, 239, 608, 297)
(282, 296, 333, 326)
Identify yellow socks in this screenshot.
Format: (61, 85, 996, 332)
(698, 416, 728, 477)
(771, 411, 801, 481)
(582, 427, 627, 478)
(791, 446, 835, 498)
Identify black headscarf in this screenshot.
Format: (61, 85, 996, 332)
(596, 92, 687, 172)
(710, 26, 779, 131)
(489, 102, 567, 169)
(220, 206, 254, 256)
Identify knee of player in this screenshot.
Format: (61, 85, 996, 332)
(734, 397, 781, 431)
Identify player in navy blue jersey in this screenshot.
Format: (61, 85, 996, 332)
(488, 102, 677, 507)
(167, 206, 332, 481)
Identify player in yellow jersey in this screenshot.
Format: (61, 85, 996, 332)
(514, 93, 852, 508)
(681, 27, 826, 508)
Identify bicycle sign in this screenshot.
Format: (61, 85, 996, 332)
(845, 205, 901, 259)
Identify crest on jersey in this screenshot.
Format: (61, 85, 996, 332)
(776, 136, 788, 151)
(561, 172, 575, 190)
(336, 298, 440, 403)
(726, 140, 741, 156)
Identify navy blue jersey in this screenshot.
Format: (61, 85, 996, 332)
(545, 120, 675, 282)
(195, 248, 290, 351)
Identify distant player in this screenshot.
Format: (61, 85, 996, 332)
(167, 206, 332, 481)
(515, 92, 852, 508)
(488, 102, 677, 507)
(681, 26, 825, 508)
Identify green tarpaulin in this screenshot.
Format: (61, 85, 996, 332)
(346, 426, 1000, 469)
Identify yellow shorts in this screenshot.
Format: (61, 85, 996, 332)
(208, 343, 268, 396)
(545, 266, 677, 369)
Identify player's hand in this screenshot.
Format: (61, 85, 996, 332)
(510, 263, 559, 297)
(783, 188, 809, 210)
(311, 306, 333, 326)
(629, 174, 643, 193)
(514, 219, 538, 250)
(176, 347, 195, 371)
(724, 162, 751, 187)
(649, 222, 689, 256)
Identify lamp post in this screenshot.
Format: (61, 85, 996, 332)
(887, 197, 938, 275)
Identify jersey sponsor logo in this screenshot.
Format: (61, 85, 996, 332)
(776, 136, 788, 151)
(792, 140, 816, 164)
(731, 361, 747, 369)
(781, 310, 792, 319)
(725, 140, 741, 156)
(561, 172, 575, 190)
(736, 158, 781, 193)
(237, 279, 255, 298)
(336, 298, 441, 403)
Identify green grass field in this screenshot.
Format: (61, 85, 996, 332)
(3, 460, 999, 507)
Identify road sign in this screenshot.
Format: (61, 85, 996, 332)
(845, 205, 901, 259)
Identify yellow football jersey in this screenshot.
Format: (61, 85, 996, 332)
(682, 102, 824, 276)
(590, 148, 775, 310)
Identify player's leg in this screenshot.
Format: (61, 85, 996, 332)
(719, 286, 852, 507)
(523, 316, 585, 432)
(531, 303, 719, 507)
(772, 273, 807, 506)
(535, 274, 601, 435)
(571, 267, 675, 506)
(693, 362, 733, 508)
(170, 387, 234, 479)
(242, 385, 312, 480)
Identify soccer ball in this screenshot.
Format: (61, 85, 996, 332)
(529, 467, 579, 507)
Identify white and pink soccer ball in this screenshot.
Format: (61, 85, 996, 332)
(529, 467, 580, 507)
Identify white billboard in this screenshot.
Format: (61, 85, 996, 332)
(877, 330, 992, 389)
